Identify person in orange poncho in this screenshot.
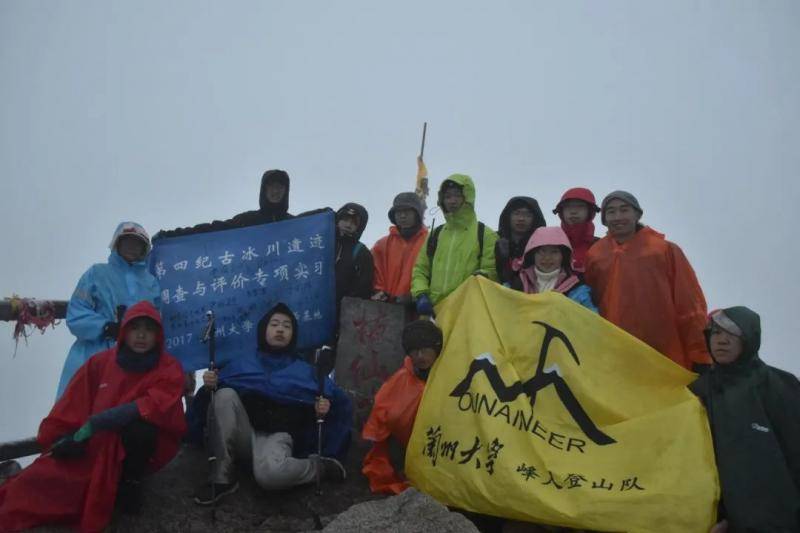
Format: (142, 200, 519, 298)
(361, 319, 443, 494)
(0, 301, 186, 532)
(585, 191, 710, 370)
(371, 192, 429, 306)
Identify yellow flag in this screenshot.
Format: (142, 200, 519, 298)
(406, 277, 719, 532)
(415, 156, 429, 200)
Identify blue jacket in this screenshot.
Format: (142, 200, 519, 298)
(57, 250, 160, 398)
(187, 352, 352, 459)
(565, 283, 598, 313)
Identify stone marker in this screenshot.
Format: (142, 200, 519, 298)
(334, 297, 406, 429)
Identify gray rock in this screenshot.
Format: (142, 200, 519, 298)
(321, 488, 479, 533)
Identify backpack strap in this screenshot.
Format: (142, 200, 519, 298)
(426, 223, 486, 262)
(426, 225, 444, 260)
(477, 222, 486, 260)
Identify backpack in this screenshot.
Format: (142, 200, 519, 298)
(426, 222, 486, 261)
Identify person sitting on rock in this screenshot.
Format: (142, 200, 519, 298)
(190, 302, 352, 505)
(361, 319, 443, 494)
(0, 301, 186, 531)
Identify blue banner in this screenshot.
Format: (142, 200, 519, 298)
(149, 211, 336, 371)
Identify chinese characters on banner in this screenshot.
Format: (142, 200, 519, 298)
(149, 211, 336, 371)
(406, 277, 718, 532)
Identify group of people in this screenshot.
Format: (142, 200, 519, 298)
(0, 167, 797, 532)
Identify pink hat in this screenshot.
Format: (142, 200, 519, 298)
(521, 227, 573, 270)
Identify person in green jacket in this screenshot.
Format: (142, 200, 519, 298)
(411, 174, 498, 315)
(690, 307, 800, 532)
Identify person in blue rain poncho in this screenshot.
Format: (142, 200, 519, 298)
(57, 222, 161, 399)
(187, 302, 352, 505)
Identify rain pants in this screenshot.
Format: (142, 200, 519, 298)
(0, 301, 186, 532)
(411, 174, 498, 305)
(690, 307, 800, 531)
(372, 225, 428, 299)
(362, 356, 425, 494)
(585, 226, 709, 369)
(58, 224, 160, 398)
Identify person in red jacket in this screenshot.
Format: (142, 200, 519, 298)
(585, 191, 710, 370)
(552, 187, 600, 273)
(371, 192, 429, 306)
(361, 319, 443, 494)
(0, 301, 186, 532)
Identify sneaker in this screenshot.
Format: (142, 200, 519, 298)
(193, 481, 239, 506)
(311, 455, 346, 482)
(117, 479, 143, 515)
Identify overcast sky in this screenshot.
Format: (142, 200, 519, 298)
(2, 1, 798, 442)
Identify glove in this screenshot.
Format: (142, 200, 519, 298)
(89, 403, 140, 431)
(103, 321, 120, 340)
(50, 423, 93, 459)
(416, 294, 434, 316)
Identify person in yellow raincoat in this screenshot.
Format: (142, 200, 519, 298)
(411, 174, 497, 314)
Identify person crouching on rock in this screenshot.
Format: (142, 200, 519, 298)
(361, 319, 443, 494)
(0, 301, 187, 532)
(191, 303, 352, 505)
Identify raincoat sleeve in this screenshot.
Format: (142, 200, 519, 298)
(411, 235, 432, 298)
(38, 355, 98, 449)
(134, 357, 187, 433)
(568, 284, 599, 313)
(668, 243, 710, 365)
(478, 227, 499, 281)
(362, 440, 409, 494)
(66, 266, 109, 341)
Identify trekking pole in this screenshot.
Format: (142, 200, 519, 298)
(313, 346, 331, 496)
(201, 310, 217, 521)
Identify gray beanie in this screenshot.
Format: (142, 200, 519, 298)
(600, 190, 643, 225)
(388, 192, 424, 225)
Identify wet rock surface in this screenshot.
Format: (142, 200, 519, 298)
(322, 488, 480, 533)
(32, 439, 383, 532)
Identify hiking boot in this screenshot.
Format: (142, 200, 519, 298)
(311, 455, 346, 482)
(117, 479, 143, 515)
(193, 481, 239, 506)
